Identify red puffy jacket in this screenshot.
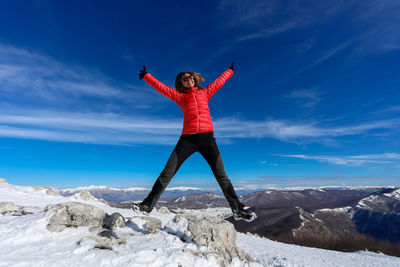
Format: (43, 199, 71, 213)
(144, 69, 233, 135)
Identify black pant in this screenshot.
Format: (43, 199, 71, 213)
(142, 132, 244, 211)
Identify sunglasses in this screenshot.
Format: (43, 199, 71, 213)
(181, 76, 194, 82)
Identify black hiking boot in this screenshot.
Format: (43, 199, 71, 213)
(131, 202, 153, 215)
(232, 207, 257, 222)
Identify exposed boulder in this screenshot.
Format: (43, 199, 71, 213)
(164, 215, 255, 266)
(32, 186, 60, 196)
(130, 216, 163, 234)
(98, 229, 118, 238)
(46, 202, 127, 233)
(0, 202, 30, 215)
(46, 202, 107, 232)
(103, 212, 125, 229)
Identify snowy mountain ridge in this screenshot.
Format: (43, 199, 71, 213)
(61, 186, 203, 193)
(1, 181, 400, 266)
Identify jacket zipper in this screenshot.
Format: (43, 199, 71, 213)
(193, 91, 200, 132)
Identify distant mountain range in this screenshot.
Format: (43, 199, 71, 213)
(60, 185, 400, 243)
(59, 185, 390, 203)
(60, 185, 259, 202)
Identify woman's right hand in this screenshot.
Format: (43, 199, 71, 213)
(139, 65, 147, 80)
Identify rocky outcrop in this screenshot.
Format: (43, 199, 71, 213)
(128, 216, 163, 234)
(46, 202, 128, 250)
(46, 202, 106, 232)
(45, 202, 126, 232)
(32, 186, 60, 196)
(164, 215, 254, 267)
(103, 212, 125, 229)
(0, 202, 31, 215)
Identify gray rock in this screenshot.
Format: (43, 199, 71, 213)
(132, 215, 162, 234)
(103, 212, 125, 229)
(0, 202, 23, 215)
(98, 229, 118, 238)
(163, 215, 192, 242)
(165, 215, 255, 266)
(46, 202, 106, 232)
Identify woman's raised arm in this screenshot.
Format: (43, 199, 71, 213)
(139, 66, 182, 103)
(205, 62, 234, 100)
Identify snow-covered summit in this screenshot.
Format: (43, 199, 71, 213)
(1, 182, 400, 267)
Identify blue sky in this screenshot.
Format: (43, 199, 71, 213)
(0, 0, 399, 190)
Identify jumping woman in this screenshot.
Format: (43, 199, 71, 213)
(132, 63, 256, 222)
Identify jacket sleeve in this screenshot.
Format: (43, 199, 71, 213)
(205, 69, 233, 100)
(143, 73, 182, 103)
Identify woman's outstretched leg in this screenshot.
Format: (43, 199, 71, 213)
(199, 135, 256, 222)
(199, 136, 244, 211)
(142, 136, 196, 210)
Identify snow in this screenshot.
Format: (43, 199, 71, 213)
(237, 233, 400, 267)
(384, 188, 400, 200)
(61, 185, 148, 194)
(61, 185, 111, 192)
(357, 195, 380, 209)
(317, 207, 352, 214)
(165, 187, 204, 191)
(1, 183, 400, 267)
(61, 186, 204, 194)
(174, 196, 186, 202)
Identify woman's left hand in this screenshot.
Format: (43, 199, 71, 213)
(229, 62, 234, 71)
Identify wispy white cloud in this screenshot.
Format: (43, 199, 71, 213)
(214, 116, 400, 144)
(0, 111, 181, 145)
(216, 0, 279, 28)
(275, 153, 400, 167)
(0, 43, 164, 110)
(0, 110, 399, 146)
(274, 39, 355, 84)
(205, 1, 307, 64)
(346, 1, 400, 54)
(234, 18, 303, 42)
(212, 1, 399, 66)
(367, 105, 400, 116)
(283, 87, 326, 108)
